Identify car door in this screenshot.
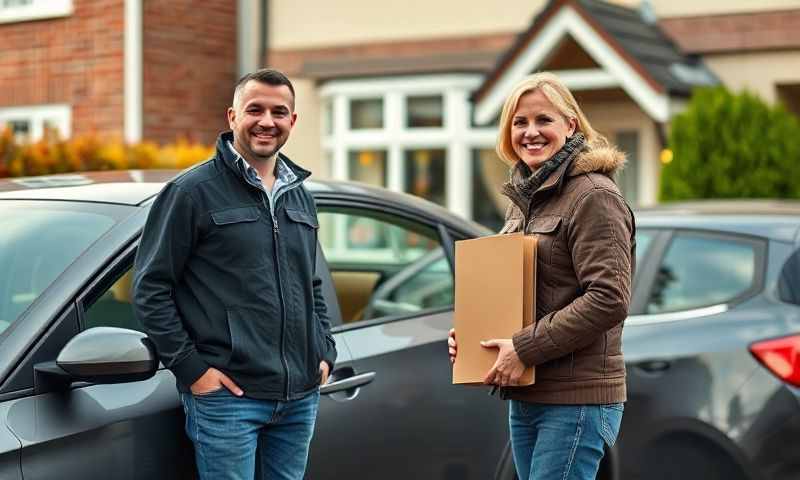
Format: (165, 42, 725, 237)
(8, 247, 195, 480)
(306, 205, 508, 480)
(620, 228, 768, 479)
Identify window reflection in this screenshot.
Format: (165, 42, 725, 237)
(471, 149, 508, 231)
(647, 234, 755, 314)
(404, 148, 446, 206)
(348, 150, 387, 187)
(407, 95, 443, 128)
(350, 98, 383, 130)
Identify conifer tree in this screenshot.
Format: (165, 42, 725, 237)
(660, 87, 800, 201)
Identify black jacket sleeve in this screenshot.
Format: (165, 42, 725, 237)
(132, 182, 208, 387)
(313, 228, 338, 371)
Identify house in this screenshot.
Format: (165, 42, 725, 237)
(0, 0, 240, 145)
(2, 0, 798, 223)
(265, 0, 800, 226)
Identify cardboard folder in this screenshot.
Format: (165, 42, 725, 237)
(452, 232, 536, 385)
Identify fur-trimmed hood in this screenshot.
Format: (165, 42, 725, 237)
(570, 145, 627, 176)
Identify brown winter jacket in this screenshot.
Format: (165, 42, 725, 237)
(501, 145, 635, 405)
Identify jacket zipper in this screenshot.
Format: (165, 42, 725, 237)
(262, 180, 304, 401)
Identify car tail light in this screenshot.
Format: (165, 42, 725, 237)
(749, 335, 800, 387)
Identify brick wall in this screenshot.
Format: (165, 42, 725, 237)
(0, 0, 125, 138)
(142, 0, 237, 145)
(660, 9, 800, 54)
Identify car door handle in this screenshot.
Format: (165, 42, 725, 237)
(320, 371, 376, 395)
(637, 360, 671, 373)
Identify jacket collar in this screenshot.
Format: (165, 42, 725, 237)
(532, 143, 627, 196)
(215, 131, 311, 185)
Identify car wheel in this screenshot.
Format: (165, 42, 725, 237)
(642, 435, 749, 480)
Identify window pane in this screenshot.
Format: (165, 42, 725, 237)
(2, 0, 34, 7)
(348, 150, 387, 187)
(646, 234, 756, 314)
(407, 95, 443, 128)
(0, 204, 117, 335)
(635, 230, 655, 266)
(350, 98, 383, 129)
(615, 131, 639, 206)
(323, 100, 333, 136)
(6, 119, 30, 142)
(404, 148, 446, 206)
(471, 148, 508, 231)
(83, 269, 143, 332)
(317, 208, 450, 323)
(778, 249, 800, 306)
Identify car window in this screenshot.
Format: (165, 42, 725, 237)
(0, 202, 117, 335)
(83, 268, 143, 332)
(317, 207, 452, 324)
(778, 248, 800, 306)
(635, 230, 655, 264)
(646, 232, 757, 314)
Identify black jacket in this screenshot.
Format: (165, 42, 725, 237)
(133, 132, 336, 400)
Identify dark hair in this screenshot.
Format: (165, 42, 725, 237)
(232, 68, 295, 110)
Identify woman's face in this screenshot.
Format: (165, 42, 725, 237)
(510, 89, 576, 170)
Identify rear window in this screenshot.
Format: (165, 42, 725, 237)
(0, 202, 119, 334)
(778, 249, 800, 306)
(646, 232, 760, 314)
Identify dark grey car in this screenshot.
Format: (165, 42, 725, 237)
(499, 202, 800, 480)
(0, 171, 507, 480)
(1, 173, 799, 479)
(609, 202, 800, 480)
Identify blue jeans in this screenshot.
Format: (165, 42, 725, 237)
(180, 388, 320, 480)
(509, 401, 624, 480)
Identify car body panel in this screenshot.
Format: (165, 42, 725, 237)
(6, 370, 194, 479)
(619, 231, 800, 480)
(311, 311, 508, 479)
(0, 403, 22, 480)
(2, 173, 800, 480)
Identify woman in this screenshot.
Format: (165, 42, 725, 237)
(448, 72, 635, 480)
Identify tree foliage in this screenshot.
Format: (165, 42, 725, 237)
(0, 127, 214, 178)
(660, 87, 800, 201)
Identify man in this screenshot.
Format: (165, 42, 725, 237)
(133, 68, 336, 480)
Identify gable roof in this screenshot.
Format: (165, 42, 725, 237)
(472, 0, 717, 124)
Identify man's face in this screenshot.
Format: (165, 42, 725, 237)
(227, 81, 297, 162)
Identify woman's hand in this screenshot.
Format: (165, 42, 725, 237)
(481, 339, 526, 386)
(448, 328, 457, 364)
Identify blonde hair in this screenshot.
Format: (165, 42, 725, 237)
(496, 72, 608, 165)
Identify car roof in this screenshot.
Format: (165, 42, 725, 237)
(0, 170, 492, 235)
(635, 200, 800, 243)
(0, 171, 174, 205)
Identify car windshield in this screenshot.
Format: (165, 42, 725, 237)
(0, 202, 119, 335)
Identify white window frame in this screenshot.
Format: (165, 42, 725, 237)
(0, 0, 73, 24)
(321, 74, 498, 219)
(0, 104, 72, 141)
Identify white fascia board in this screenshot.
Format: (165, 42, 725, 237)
(320, 74, 483, 98)
(0, 0, 72, 24)
(474, 6, 669, 125)
(124, 0, 143, 143)
(556, 69, 618, 90)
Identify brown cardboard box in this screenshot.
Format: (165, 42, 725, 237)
(452, 232, 536, 385)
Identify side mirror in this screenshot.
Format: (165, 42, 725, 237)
(34, 327, 158, 393)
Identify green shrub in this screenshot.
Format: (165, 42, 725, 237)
(660, 87, 800, 201)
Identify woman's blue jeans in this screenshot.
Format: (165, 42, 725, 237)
(180, 388, 320, 480)
(509, 401, 624, 480)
